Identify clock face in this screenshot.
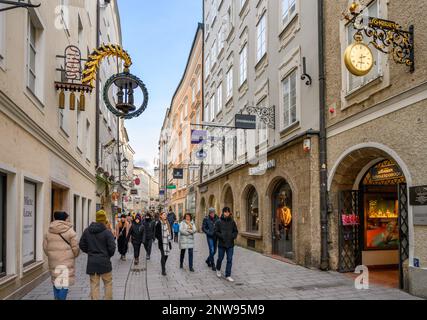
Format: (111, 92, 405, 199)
(345, 42, 374, 76)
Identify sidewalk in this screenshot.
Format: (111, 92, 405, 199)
(22, 234, 420, 300)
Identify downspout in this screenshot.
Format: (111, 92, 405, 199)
(200, 4, 205, 187)
(318, 0, 329, 271)
(95, 0, 101, 168)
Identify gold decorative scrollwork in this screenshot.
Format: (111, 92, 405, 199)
(82, 44, 133, 88)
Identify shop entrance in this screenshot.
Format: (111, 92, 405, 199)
(51, 183, 69, 222)
(338, 159, 409, 289)
(272, 180, 293, 260)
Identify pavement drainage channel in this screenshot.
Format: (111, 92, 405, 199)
(291, 282, 350, 291)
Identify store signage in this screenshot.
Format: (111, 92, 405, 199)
(159, 189, 165, 196)
(368, 17, 399, 32)
(23, 181, 36, 265)
(413, 206, 427, 226)
(414, 258, 420, 268)
(189, 165, 200, 170)
(191, 130, 208, 145)
(370, 163, 402, 181)
(196, 149, 207, 160)
(249, 160, 276, 176)
(410, 186, 427, 206)
(130, 189, 138, 195)
(167, 185, 177, 190)
(64, 45, 82, 81)
(173, 168, 184, 179)
(235, 114, 256, 130)
(199, 186, 208, 194)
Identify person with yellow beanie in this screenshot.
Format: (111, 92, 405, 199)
(79, 209, 116, 300)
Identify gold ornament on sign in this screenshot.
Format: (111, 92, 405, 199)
(82, 44, 133, 88)
(344, 34, 374, 77)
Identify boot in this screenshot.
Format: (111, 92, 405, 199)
(134, 258, 139, 265)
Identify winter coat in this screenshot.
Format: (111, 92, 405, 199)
(167, 212, 176, 229)
(129, 221, 145, 245)
(179, 220, 197, 250)
(202, 215, 219, 238)
(79, 222, 116, 275)
(214, 215, 238, 249)
(43, 221, 80, 286)
(143, 217, 156, 242)
(155, 220, 172, 255)
(173, 222, 180, 233)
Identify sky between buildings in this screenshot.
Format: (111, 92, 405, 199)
(118, 0, 203, 173)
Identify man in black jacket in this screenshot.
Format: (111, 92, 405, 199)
(142, 213, 156, 260)
(202, 207, 219, 271)
(215, 207, 238, 282)
(79, 210, 116, 300)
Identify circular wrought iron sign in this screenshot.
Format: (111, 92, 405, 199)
(103, 72, 149, 120)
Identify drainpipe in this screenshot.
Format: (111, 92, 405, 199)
(95, 0, 101, 168)
(318, 0, 329, 271)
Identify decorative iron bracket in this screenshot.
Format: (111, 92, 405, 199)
(246, 105, 276, 129)
(0, 0, 40, 12)
(301, 57, 312, 86)
(344, 3, 414, 72)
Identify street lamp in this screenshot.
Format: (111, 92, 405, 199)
(122, 157, 129, 171)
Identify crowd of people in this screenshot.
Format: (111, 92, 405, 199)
(42, 206, 239, 300)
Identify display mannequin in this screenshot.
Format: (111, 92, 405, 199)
(275, 193, 292, 240)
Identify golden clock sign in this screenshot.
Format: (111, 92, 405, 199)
(344, 37, 374, 77)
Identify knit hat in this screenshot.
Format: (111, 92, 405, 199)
(54, 211, 69, 221)
(135, 213, 142, 221)
(208, 207, 216, 214)
(96, 210, 108, 224)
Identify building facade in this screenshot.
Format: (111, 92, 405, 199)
(159, 24, 203, 221)
(197, 0, 322, 267)
(130, 166, 151, 213)
(324, 0, 427, 297)
(0, 0, 118, 299)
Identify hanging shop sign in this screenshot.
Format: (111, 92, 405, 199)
(196, 148, 207, 160)
(370, 163, 403, 182)
(167, 185, 177, 190)
(191, 130, 208, 145)
(410, 186, 427, 206)
(55, 45, 92, 111)
(159, 189, 165, 196)
(173, 168, 184, 179)
(134, 177, 141, 186)
(235, 114, 257, 130)
(249, 160, 276, 176)
(130, 189, 138, 195)
(344, 2, 415, 75)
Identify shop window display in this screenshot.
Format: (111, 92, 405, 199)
(272, 181, 293, 259)
(247, 187, 259, 232)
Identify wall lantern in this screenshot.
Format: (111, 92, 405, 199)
(122, 157, 129, 170)
(343, 1, 415, 75)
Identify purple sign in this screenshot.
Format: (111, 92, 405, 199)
(191, 130, 208, 145)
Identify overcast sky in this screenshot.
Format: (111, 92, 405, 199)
(118, 0, 202, 173)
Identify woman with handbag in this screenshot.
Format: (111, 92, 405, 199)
(43, 211, 80, 300)
(155, 211, 172, 276)
(179, 213, 196, 272)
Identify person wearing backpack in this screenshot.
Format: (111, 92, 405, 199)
(79, 210, 116, 300)
(43, 211, 80, 300)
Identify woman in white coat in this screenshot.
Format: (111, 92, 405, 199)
(179, 213, 197, 272)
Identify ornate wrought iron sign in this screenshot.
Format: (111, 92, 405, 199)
(0, 0, 40, 12)
(246, 105, 276, 129)
(55, 45, 92, 111)
(344, 2, 415, 72)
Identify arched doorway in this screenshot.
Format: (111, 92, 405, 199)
(199, 197, 206, 218)
(329, 146, 410, 290)
(208, 195, 218, 214)
(271, 180, 293, 260)
(222, 185, 234, 213)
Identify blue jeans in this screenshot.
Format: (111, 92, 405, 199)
(216, 246, 234, 278)
(180, 248, 193, 269)
(206, 236, 217, 266)
(53, 286, 69, 300)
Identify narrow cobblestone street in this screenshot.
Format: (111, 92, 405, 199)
(23, 234, 419, 300)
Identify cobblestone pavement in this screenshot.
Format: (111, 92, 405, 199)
(23, 234, 420, 300)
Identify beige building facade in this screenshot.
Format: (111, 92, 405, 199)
(324, 0, 427, 297)
(198, 0, 322, 267)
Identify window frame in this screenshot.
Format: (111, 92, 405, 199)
(239, 44, 248, 87)
(0, 4, 6, 70)
(281, 68, 298, 131)
(226, 67, 233, 99)
(0, 173, 6, 278)
(281, 0, 297, 26)
(256, 13, 267, 62)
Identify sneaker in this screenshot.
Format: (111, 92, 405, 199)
(162, 271, 167, 276)
(216, 270, 222, 278)
(226, 277, 235, 282)
(134, 259, 139, 265)
(190, 268, 195, 272)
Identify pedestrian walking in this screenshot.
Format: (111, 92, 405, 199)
(115, 214, 130, 260)
(143, 213, 156, 260)
(79, 210, 116, 300)
(173, 220, 180, 243)
(155, 211, 172, 276)
(43, 211, 80, 300)
(202, 207, 219, 271)
(167, 207, 176, 235)
(215, 207, 238, 282)
(179, 213, 196, 272)
(129, 214, 145, 265)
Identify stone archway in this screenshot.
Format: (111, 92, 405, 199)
(221, 184, 234, 213)
(208, 194, 219, 215)
(328, 143, 413, 290)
